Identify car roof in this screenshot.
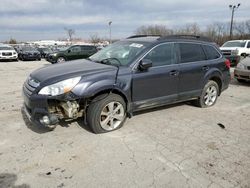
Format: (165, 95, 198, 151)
(125, 35, 214, 45)
(226, 40, 250, 42)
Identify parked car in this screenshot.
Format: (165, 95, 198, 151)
(220, 40, 250, 66)
(0, 44, 18, 61)
(234, 56, 250, 82)
(37, 47, 53, 58)
(18, 46, 41, 61)
(46, 45, 97, 63)
(23, 35, 230, 133)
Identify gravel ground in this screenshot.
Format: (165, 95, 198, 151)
(0, 60, 250, 188)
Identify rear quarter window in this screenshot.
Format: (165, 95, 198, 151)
(203, 45, 221, 60)
(179, 43, 206, 63)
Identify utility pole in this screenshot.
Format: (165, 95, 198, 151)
(108, 21, 112, 44)
(229, 3, 241, 39)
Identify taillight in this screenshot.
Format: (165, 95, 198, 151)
(225, 59, 230, 69)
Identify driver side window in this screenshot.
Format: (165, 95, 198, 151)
(144, 43, 175, 67)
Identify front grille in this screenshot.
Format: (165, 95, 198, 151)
(2, 52, 12, 56)
(23, 77, 40, 96)
(221, 50, 232, 56)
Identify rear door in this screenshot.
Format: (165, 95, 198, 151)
(132, 43, 179, 109)
(80, 46, 97, 58)
(177, 42, 209, 100)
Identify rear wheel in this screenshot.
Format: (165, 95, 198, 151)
(194, 80, 219, 108)
(87, 94, 127, 134)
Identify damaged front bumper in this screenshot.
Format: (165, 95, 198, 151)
(22, 89, 84, 129)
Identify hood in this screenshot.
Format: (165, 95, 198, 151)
(22, 50, 39, 53)
(0, 50, 16, 53)
(30, 59, 117, 83)
(220, 47, 241, 50)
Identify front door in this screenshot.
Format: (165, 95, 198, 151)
(132, 43, 179, 109)
(67, 46, 81, 60)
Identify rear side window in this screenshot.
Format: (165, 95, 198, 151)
(81, 46, 96, 51)
(203, 45, 221, 60)
(179, 43, 206, 63)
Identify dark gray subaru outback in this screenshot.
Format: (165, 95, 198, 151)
(23, 35, 231, 133)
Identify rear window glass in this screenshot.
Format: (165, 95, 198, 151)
(179, 43, 206, 63)
(203, 45, 221, 60)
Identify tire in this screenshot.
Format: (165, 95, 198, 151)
(87, 93, 127, 134)
(237, 79, 245, 83)
(57, 57, 65, 63)
(194, 80, 219, 108)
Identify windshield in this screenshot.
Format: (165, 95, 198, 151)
(89, 41, 149, 66)
(0, 46, 14, 50)
(222, 41, 246, 47)
(22, 47, 36, 51)
(42, 48, 52, 53)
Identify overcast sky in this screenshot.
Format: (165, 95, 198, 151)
(0, 0, 249, 41)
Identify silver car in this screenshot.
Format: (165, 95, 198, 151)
(234, 57, 250, 82)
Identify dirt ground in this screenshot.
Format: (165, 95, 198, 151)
(0, 60, 250, 188)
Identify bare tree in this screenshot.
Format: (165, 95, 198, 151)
(177, 23, 201, 35)
(89, 33, 101, 45)
(135, 25, 173, 36)
(64, 27, 75, 42)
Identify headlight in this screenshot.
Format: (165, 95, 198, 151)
(231, 49, 239, 56)
(51, 53, 57, 56)
(236, 63, 246, 70)
(39, 77, 81, 96)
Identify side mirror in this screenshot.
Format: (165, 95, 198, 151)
(138, 59, 152, 71)
(68, 49, 71, 53)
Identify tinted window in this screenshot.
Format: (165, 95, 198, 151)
(179, 43, 206, 63)
(81, 46, 96, 51)
(70, 46, 81, 52)
(203, 45, 221, 60)
(144, 43, 175, 67)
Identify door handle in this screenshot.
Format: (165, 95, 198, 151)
(169, 70, 179, 76)
(202, 66, 209, 71)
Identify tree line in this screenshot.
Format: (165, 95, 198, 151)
(135, 20, 250, 45)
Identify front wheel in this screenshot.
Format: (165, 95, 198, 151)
(194, 80, 219, 108)
(87, 94, 127, 134)
(57, 57, 65, 63)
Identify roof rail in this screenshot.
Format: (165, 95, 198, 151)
(158, 35, 213, 42)
(127, 35, 161, 39)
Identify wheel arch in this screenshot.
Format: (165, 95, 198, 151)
(89, 88, 130, 111)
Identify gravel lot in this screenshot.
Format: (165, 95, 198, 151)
(0, 60, 250, 188)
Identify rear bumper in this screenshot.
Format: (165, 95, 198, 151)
(234, 68, 250, 81)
